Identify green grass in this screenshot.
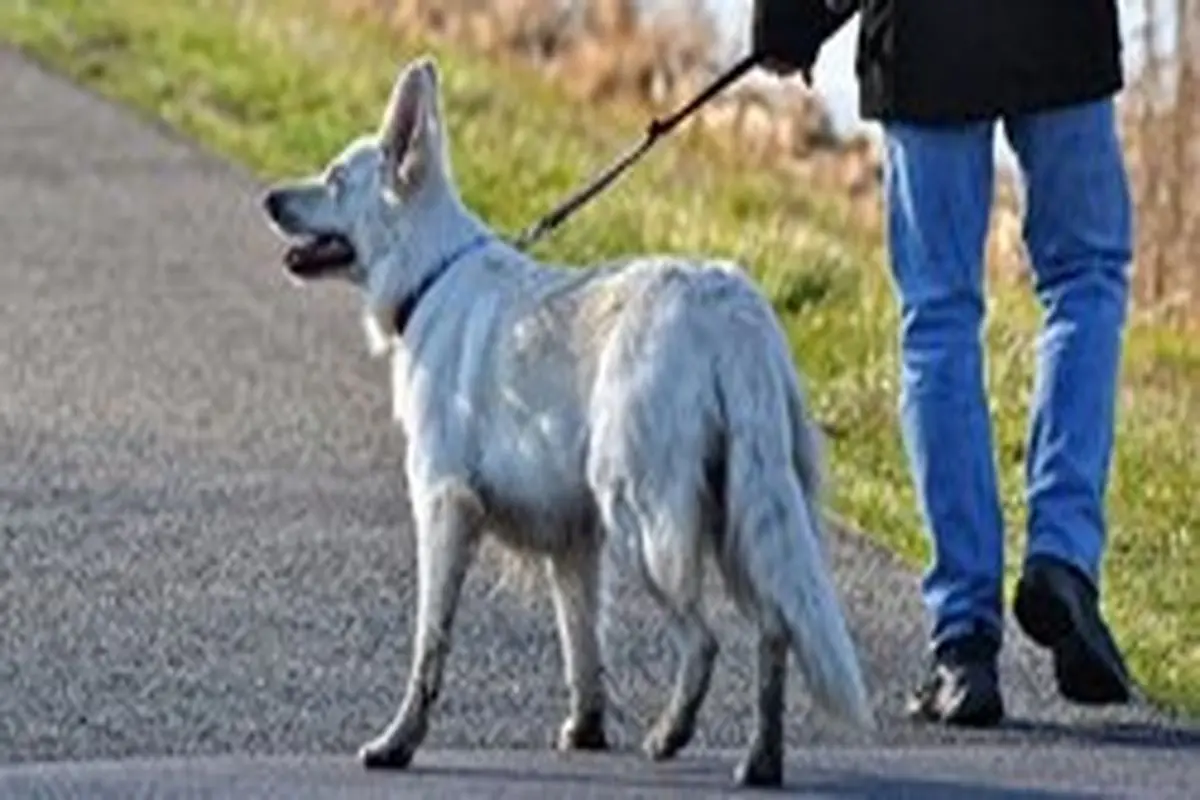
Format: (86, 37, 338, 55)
(2, 0, 1196, 716)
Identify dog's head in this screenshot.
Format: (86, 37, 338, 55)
(260, 55, 456, 303)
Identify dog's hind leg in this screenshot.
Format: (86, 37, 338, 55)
(359, 481, 483, 770)
(639, 543, 718, 762)
(547, 539, 609, 751)
(595, 478, 718, 762)
(641, 594, 718, 761)
(711, 555, 790, 788)
(734, 618, 789, 787)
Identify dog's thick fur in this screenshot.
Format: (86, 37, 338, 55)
(261, 56, 875, 787)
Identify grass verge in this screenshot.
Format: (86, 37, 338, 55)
(1, 0, 1195, 715)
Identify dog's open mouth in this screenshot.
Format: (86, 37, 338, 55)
(284, 233, 357, 278)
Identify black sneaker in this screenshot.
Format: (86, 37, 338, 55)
(906, 632, 1004, 727)
(1014, 556, 1133, 705)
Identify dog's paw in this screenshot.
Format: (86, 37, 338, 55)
(732, 740, 784, 788)
(357, 734, 417, 770)
(556, 711, 609, 752)
(640, 718, 694, 762)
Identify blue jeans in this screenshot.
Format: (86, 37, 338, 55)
(882, 97, 1133, 650)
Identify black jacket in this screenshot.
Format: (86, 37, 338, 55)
(751, 0, 1125, 124)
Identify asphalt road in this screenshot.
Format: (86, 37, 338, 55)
(1, 46, 1197, 797)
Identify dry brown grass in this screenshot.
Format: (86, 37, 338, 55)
(332, 0, 881, 211)
(1122, 0, 1200, 328)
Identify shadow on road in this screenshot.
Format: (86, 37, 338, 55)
(998, 717, 1200, 751)
(413, 760, 1103, 799)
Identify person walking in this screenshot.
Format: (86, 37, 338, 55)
(748, 0, 1136, 726)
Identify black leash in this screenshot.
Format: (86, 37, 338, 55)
(510, 52, 761, 251)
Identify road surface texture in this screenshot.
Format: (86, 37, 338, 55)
(1, 45, 1197, 798)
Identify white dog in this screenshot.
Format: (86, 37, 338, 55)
(260, 55, 875, 787)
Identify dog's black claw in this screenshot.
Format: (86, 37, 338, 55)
(733, 755, 783, 788)
(557, 711, 610, 751)
(733, 738, 784, 788)
(358, 740, 415, 770)
(641, 721, 695, 762)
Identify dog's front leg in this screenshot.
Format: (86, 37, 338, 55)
(359, 481, 483, 770)
(547, 543, 608, 751)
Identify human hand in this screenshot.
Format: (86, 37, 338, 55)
(757, 54, 814, 86)
(750, 0, 823, 85)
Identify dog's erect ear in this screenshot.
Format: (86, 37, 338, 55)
(378, 56, 443, 196)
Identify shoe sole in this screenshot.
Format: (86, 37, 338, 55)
(905, 692, 1004, 728)
(905, 661, 1005, 729)
(1014, 570, 1132, 705)
(949, 695, 1005, 728)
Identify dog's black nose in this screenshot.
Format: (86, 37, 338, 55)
(262, 190, 284, 220)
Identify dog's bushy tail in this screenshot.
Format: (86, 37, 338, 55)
(716, 330, 875, 731)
